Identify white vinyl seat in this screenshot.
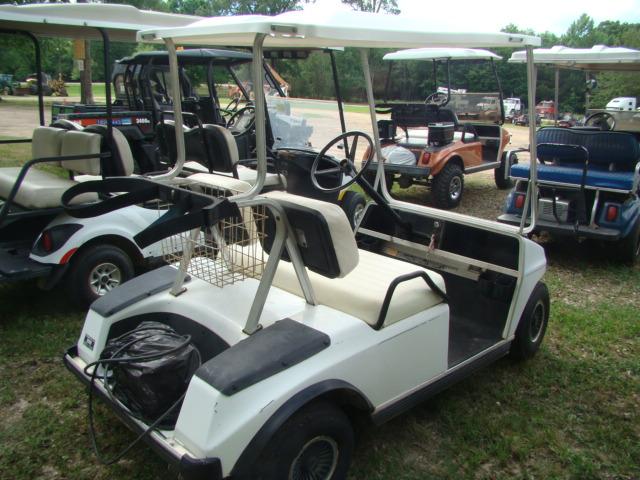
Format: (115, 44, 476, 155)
(267, 191, 446, 328)
(0, 126, 135, 209)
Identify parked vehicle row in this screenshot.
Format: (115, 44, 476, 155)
(2, 4, 638, 480)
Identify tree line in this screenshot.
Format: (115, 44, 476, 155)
(0, 0, 638, 112)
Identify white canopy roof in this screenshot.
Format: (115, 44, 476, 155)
(384, 47, 501, 61)
(138, 10, 540, 49)
(0, 3, 200, 42)
(509, 45, 640, 71)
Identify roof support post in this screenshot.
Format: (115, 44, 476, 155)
(152, 38, 184, 181)
(234, 33, 267, 200)
(554, 68, 560, 125)
(97, 28, 112, 142)
(521, 45, 538, 235)
(360, 48, 387, 196)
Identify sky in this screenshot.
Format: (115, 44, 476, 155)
(304, 0, 640, 35)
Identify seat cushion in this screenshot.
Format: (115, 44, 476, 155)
(0, 167, 96, 209)
(236, 165, 283, 187)
(32, 126, 66, 162)
(273, 249, 446, 327)
(511, 163, 635, 191)
(187, 173, 252, 194)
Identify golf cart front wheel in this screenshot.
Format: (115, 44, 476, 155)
(248, 401, 354, 480)
(340, 191, 366, 229)
(67, 244, 134, 308)
(510, 282, 549, 361)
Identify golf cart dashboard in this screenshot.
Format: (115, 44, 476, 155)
(274, 148, 342, 202)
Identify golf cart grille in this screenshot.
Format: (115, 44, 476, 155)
(158, 182, 267, 288)
(539, 198, 571, 223)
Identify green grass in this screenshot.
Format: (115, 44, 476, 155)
(1, 138, 639, 479)
(65, 82, 106, 99)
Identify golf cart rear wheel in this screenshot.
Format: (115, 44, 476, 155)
(249, 401, 354, 480)
(510, 282, 549, 361)
(617, 218, 640, 265)
(431, 162, 464, 209)
(341, 191, 366, 229)
(67, 244, 134, 308)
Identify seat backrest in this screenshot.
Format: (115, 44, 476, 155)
(83, 125, 136, 177)
(157, 121, 239, 174)
(60, 131, 102, 175)
(32, 126, 66, 163)
(537, 127, 640, 171)
(262, 191, 359, 279)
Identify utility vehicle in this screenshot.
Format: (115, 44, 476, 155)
(372, 48, 514, 209)
(64, 11, 547, 480)
(499, 45, 640, 263)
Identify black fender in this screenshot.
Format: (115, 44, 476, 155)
(230, 379, 373, 478)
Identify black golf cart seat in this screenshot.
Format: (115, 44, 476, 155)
(158, 121, 283, 187)
(0, 125, 135, 209)
(265, 191, 447, 329)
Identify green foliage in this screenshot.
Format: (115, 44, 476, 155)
(168, 0, 308, 15)
(340, 0, 400, 14)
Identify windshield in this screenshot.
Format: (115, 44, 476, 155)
(378, 59, 503, 124)
(263, 51, 369, 155)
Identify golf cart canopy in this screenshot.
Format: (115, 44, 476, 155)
(0, 3, 199, 42)
(138, 10, 540, 48)
(384, 48, 502, 61)
(118, 48, 253, 66)
(508, 45, 640, 72)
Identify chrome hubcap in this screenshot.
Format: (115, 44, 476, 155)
(353, 204, 365, 226)
(529, 300, 546, 343)
(289, 436, 339, 480)
(449, 176, 462, 201)
(89, 262, 121, 296)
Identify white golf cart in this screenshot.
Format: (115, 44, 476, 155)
(64, 10, 546, 480)
(499, 45, 640, 263)
(0, 4, 213, 307)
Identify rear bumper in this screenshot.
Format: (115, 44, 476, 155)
(0, 247, 52, 283)
(63, 346, 224, 480)
(497, 213, 622, 241)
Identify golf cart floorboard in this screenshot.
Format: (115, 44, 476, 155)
(448, 314, 502, 368)
(0, 247, 51, 281)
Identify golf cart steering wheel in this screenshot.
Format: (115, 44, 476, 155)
(584, 111, 616, 131)
(311, 131, 375, 193)
(425, 91, 449, 107)
(226, 106, 255, 135)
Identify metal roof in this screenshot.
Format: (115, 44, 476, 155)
(138, 10, 541, 49)
(384, 47, 502, 61)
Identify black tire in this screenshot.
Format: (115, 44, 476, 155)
(431, 162, 464, 209)
(341, 191, 366, 229)
(66, 244, 135, 309)
(248, 401, 354, 480)
(510, 282, 550, 361)
(617, 217, 640, 265)
(494, 153, 515, 189)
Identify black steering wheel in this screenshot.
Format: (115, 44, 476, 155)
(425, 91, 449, 107)
(226, 106, 255, 136)
(311, 131, 375, 193)
(584, 111, 616, 131)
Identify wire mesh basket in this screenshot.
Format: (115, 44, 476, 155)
(158, 180, 268, 288)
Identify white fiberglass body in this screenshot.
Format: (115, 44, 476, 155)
(64, 10, 549, 480)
